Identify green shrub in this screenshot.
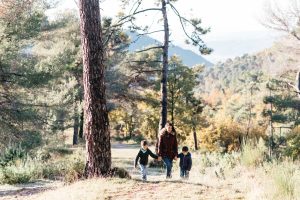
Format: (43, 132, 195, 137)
(0, 158, 38, 184)
(39, 162, 62, 179)
(241, 138, 267, 167)
(0, 147, 85, 185)
(1, 167, 32, 184)
(20, 131, 42, 150)
(35, 149, 51, 162)
(285, 133, 300, 160)
(64, 155, 85, 183)
(0, 144, 26, 167)
(219, 152, 240, 169)
(0, 169, 4, 181)
(46, 146, 74, 156)
(199, 152, 240, 169)
(113, 135, 145, 144)
(39, 151, 85, 183)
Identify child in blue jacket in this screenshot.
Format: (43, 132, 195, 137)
(177, 146, 192, 179)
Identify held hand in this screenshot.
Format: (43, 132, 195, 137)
(158, 156, 162, 161)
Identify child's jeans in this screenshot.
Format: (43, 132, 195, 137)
(163, 157, 173, 178)
(180, 168, 189, 179)
(139, 164, 147, 181)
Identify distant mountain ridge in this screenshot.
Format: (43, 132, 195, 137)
(127, 32, 213, 67)
(196, 35, 299, 106)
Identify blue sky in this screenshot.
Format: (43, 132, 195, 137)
(47, 0, 285, 63)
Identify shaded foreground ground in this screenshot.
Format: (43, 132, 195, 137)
(0, 143, 260, 200)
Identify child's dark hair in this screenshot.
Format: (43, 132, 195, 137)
(182, 146, 189, 152)
(141, 140, 148, 146)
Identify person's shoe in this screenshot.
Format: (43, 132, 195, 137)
(166, 175, 172, 179)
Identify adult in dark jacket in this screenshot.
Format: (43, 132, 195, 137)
(177, 146, 192, 179)
(158, 122, 178, 178)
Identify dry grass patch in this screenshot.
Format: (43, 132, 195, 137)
(21, 178, 245, 200)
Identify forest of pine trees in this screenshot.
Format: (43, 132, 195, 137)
(0, 0, 300, 163)
(0, 0, 300, 199)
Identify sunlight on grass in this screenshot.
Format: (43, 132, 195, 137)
(241, 138, 267, 167)
(1, 142, 299, 200)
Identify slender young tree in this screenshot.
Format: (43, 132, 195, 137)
(160, 0, 169, 130)
(73, 101, 79, 145)
(79, 0, 111, 177)
(117, 0, 212, 131)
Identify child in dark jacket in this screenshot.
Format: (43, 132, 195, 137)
(177, 146, 192, 179)
(134, 140, 160, 181)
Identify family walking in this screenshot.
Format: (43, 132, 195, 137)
(134, 122, 192, 181)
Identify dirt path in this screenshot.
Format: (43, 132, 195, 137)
(0, 143, 248, 200)
(0, 180, 63, 200)
(105, 179, 244, 200)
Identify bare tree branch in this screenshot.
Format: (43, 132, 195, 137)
(168, 2, 211, 54)
(262, 0, 300, 40)
(136, 29, 165, 36)
(135, 46, 164, 53)
(126, 60, 162, 63)
(112, 8, 162, 28)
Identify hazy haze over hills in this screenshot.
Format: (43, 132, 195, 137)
(127, 32, 214, 67)
(47, 0, 285, 63)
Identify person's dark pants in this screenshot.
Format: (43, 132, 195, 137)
(163, 157, 173, 178)
(180, 167, 189, 179)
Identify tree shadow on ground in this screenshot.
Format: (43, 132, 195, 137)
(0, 180, 60, 198)
(132, 178, 211, 187)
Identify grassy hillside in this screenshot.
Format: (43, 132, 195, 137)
(197, 35, 299, 128)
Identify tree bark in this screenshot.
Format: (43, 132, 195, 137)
(57, 111, 65, 133)
(171, 90, 175, 125)
(73, 102, 79, 145)
(79, 110, 84, 139)
(159, 0, 169, 130)
(79, 0, 111, 177)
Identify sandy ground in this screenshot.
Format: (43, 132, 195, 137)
(0, 143, 250, 200)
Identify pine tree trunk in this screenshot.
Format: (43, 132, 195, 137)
(171, 91, 175, 125)
(73, 102, 79, 145)
(79, 110, 84, 139)
(159, 0, 169, 130)
(79, 0, 111, 177)
(57, 111, 65, 133)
